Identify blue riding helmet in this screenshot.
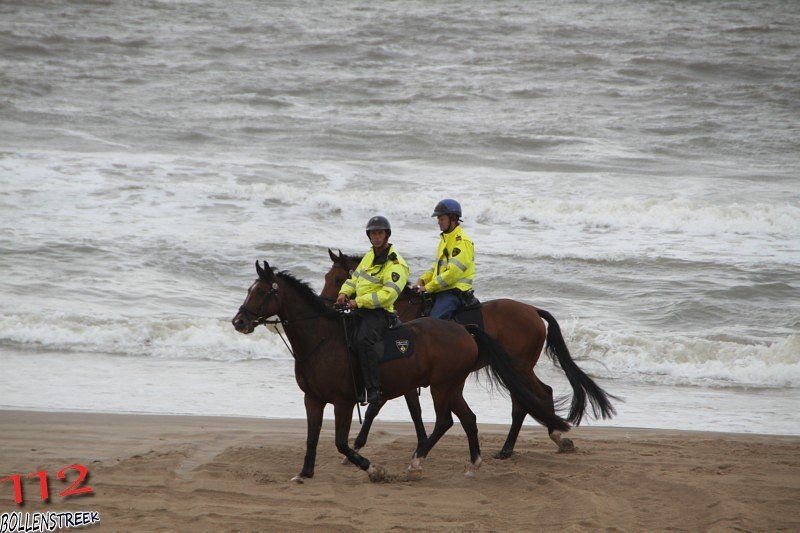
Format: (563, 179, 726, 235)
(431, 199, 462, 219)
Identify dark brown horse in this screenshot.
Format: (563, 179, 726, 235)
(322, 249, 617, 457)
(232, 260, 570, 482)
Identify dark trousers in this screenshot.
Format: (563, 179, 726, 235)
(429, 289, 477, 320)
(429, 290, 461, 319)
(353, 309, 389, 392)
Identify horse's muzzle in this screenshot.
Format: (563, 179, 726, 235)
(232, 314, 255, 334)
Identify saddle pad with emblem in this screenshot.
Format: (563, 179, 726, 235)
(380, 325, 414, 363)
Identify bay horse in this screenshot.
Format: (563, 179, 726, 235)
(322, 249, 617, 457)
(232, 260, 570, 483)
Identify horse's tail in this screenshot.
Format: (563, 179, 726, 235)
(537, 309, 617, 425)
(467, 326, 570, 433)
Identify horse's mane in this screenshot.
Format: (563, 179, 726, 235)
(275, 270, 331, 315)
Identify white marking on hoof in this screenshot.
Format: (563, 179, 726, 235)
(464, 455, 482, 478)
(290, 475, 305, 484)
(549, 430, 563, 447)
(407, 455, 423, 475)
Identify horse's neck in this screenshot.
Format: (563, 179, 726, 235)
(277, 283, 340, 361)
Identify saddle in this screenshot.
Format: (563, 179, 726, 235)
(342, 316, 415, 405)
(341, 314, 416, 364)
(421, 291, 485, 331)
(453, 305, 484, 330)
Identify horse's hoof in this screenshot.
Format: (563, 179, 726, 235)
(406, 455, 423, 479)
(494, 449, 513, 460)
(464, 456, 482, 478)
(558, 438, 576, 453)
(367, 464, 388, 483)
(290, 475, 305, 484)
(406, 467, 423, 480)
(341, 456, 353, 466)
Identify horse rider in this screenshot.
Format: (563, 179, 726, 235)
(415, 199, 476, 320)
(336, 215, 409, 405)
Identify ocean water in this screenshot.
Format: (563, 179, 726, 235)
(1, 0, 799, 435)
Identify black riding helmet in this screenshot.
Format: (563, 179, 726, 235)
(365, 215, 391, 239)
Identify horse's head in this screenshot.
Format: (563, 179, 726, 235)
(320, 248, 357, 303)
(232, 260, 281, 334)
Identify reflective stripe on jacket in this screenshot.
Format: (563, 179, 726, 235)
(338, 245, 409, 312)
(419, 225, 475, 293)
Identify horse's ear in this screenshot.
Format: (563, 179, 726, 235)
(328, 248, 338, 263)
(337, 249, 346, 262)
(256, 260, 272, 279)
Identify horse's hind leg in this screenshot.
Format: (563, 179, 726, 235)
(537, 378, 574, 452)
(496, 374, 571, 458)
(450, 393, 482, 477)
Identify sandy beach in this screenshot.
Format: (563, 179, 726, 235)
(1, 410, 798, 532)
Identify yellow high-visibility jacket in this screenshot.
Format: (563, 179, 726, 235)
(339, 245, 409, 312)
(419, 225, 475, 293)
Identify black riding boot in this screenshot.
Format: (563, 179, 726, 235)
(360, 352, 382, 404)
(354, 309, 388, 405)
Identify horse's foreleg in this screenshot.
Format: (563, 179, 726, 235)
(404, 392, 428, 457)
(333, 403, 386, 481)
(352, 398, 385, 451)
(341, 398, 384, 465)
(293, 394, 325, 483)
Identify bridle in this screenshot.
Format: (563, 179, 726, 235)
(237, 282, 280, 327)
(236, 276, 342, 362)
(238, 278, 341, 329)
